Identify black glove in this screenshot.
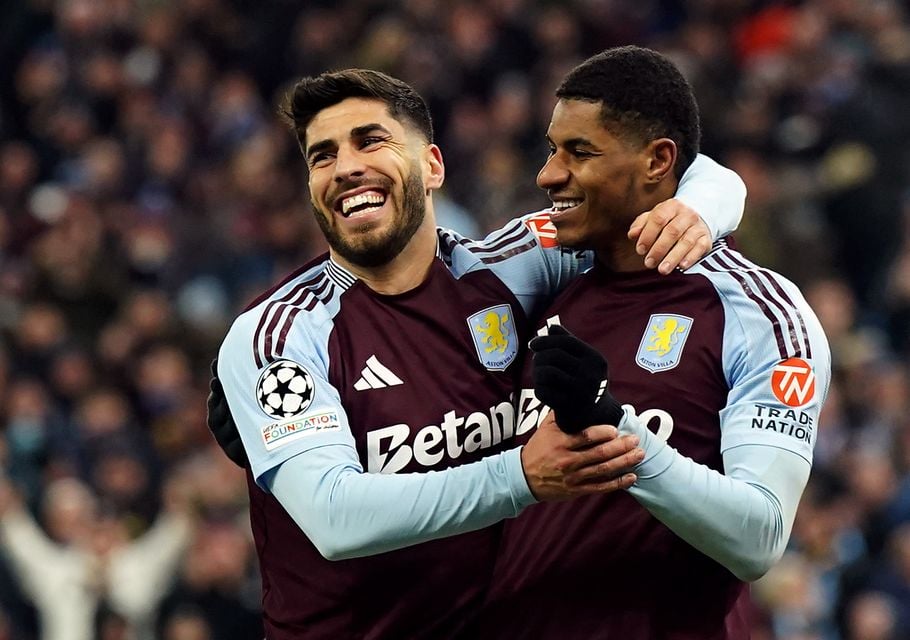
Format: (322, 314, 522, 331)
(207, 358, 249, 468)
(529, 325, 624, 434)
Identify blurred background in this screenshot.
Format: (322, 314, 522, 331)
(0, 0, 909, 638)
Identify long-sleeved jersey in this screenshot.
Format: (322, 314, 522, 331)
(218, 218, 585, 639)
(216, 154, 746, 639)
(479, 240, 830, 639)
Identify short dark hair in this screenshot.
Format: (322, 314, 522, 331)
(556, 46, 701, 178)
(280, 69, 434, 148)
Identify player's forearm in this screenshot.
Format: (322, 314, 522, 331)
(619, 408, 808, 582)
(269, 444, 535, 560)
(676, 153, 746, 240)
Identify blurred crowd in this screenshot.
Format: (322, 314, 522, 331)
(1, 0, 909, 638)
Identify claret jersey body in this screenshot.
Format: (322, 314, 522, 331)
(480, 240, 829, 640)
(217, 216, 581, 639)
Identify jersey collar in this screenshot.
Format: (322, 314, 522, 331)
(325, 258, 357, 290)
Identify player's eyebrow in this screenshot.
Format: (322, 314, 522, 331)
(564, 136, 597, 150)
(306, 124, 392, 162)
(546, 134, 599, 150)
(350, 123, 392, 139)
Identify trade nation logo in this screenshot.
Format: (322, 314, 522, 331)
(770, 358, 816, 407)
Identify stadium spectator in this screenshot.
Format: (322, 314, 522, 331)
(0, 474, 194, 640)
(156, 521, 261, 640)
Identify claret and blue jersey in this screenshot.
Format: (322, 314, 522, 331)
(480, 238, 830, 640)
(217, 214, 585, 639)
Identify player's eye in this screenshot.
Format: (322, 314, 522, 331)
(309, 152, 334, 168)
(360, 136, 385, 149)
(571, 149, 594, 159)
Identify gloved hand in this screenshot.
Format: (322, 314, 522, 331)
(529, 325, 624, 434)
(207, 358, 249, 468)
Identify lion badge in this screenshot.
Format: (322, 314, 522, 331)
(467, 305, 518, 371)
(636, 314, 693, 373)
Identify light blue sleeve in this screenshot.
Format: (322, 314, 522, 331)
(445, 216, 593, 318)
(217, 302, 358, 485)
(621, 261, 830, 581)
(268, 445, 535, 560)
(676, 153, 747, 240)
(710, 265, 830, 463)
(621, 407, 809, 581)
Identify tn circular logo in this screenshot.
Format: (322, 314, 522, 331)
(770, 358, 816, 407)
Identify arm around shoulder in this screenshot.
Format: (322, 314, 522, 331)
(675, 153, 746, 240)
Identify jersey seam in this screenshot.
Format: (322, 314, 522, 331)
(719, 441, 812, 466)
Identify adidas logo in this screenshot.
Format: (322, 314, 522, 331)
(354, 355, 404, 391)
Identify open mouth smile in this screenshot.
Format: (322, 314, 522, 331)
(549, 197, 584, 220)
(333, 187, 389, 219)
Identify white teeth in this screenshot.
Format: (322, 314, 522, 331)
(346, 204, 383, 219)
(551, 199, 582, 211)
(341, 192, 386, 216)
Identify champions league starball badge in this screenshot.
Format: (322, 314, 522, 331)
(256, 359, 315, 419)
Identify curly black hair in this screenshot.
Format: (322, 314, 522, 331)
(281, 69, 434, 149)
(556, 46, 701, 178)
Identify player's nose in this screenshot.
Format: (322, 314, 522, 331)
(537, 153, 568, 190)
(333, 145, 367, 184)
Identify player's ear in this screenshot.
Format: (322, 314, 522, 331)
(424, 143, 445, 192)
(644, 138, 677, 183)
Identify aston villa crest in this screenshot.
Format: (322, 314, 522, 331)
(467, 304, 518, 371)
(636, 313, 693, 373)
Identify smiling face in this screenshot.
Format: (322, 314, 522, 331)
(304, 97, 443, 269)
(537, 98, 655, 251)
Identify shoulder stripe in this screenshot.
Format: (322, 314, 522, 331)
(252, 257, 356, 367)
(308, 276, 332, 300)
(255, 268, 347, 367)
(477, 239, 539, 264)
(469, 224, 531, 256)
(475, 217, 526, 248)
(272, 281, 338, 359)
(260, 287, 316, 366)
(704, 237, 729, 259)
(438, 231, 457, 266)
(701, 255, 788, 359)
(701, 251, 809, 360)
(262, 292, 314, 364)
(274, 305, 305, 361)
(442, 233, 471, 253)
(438, 222, 539, 265)
(716, 249, 813, 358)
(253, 272, 323, 368)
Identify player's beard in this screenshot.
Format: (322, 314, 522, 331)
(312, 167, 426, 269)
